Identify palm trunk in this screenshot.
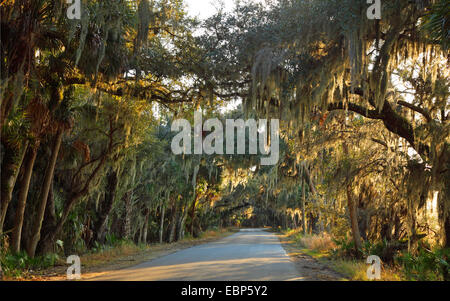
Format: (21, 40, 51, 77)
(159, 203, 165, 244)
(11, 144, 38, 253)
(36, 180, 57, 254)
(0, 141, 28, 234)
(26, 128, 63, 257)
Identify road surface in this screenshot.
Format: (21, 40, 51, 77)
(91, 228, 304, 281)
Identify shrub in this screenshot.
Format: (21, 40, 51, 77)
(395, 247, 449, 281)
(0, 251, 61, 277)
(331, 235, 358, 258)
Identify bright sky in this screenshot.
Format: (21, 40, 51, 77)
(184, 0, 234, 20)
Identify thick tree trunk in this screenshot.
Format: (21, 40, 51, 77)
(11, 145, 38, 253)
(93, 170, 118, 244)
(0, 141, 28, 234)
(27, 128, 63, 257)
(347, 184, 363, 252)
(36, 180, 57, 254)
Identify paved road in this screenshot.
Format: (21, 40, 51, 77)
(91, 229, 304, 281)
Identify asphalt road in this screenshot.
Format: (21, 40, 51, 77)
(91, 228, 304, 281)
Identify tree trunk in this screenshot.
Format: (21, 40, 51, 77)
(39, 137, 111, 253)
(168, 202, 177, 243)
(122, 190, 132, 240)
(347, 184, 363, 252)
(93, 170, 118, 244)
(11, 144, 38, 253)
(159, 203, 165, 244)
(36, 180, 57, 254)
(141, 208, 149, 244)
(301, 170, 307, 235)
(177, 202, 189, 241)
(27, 128, 63, 257)
(189, 196, 198, 236)
(0, 141, 28, 234)
(443, 213, 450, 281)
(445, 214, 450, 249)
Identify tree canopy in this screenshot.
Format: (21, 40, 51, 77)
(0, 0, 448, 281)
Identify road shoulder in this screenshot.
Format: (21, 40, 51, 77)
(275, 231, 347, 281)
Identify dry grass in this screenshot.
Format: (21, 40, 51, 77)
(298, 233, 336, 252)
(81, 243, 147, 267)
(283, 229, 336, 252)
(330, 259, 403, 281)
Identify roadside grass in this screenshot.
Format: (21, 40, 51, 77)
(81, 241, 148, 268)
(279, 228, 403, 281)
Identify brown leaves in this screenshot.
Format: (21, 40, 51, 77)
(26, 97, 50, 138)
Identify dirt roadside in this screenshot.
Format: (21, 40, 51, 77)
(276, 231, 347, 281)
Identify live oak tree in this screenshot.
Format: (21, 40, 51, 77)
(196, 0, 449, 249)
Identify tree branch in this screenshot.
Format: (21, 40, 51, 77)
(397, 100, 432, 122)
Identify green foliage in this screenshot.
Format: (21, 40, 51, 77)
(395, 247, 450, 281)
(91, 234, 136, 253)
(0, 251, 60, 277)
(331, 236, 358, 259)
(421, 0, 449, 50)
